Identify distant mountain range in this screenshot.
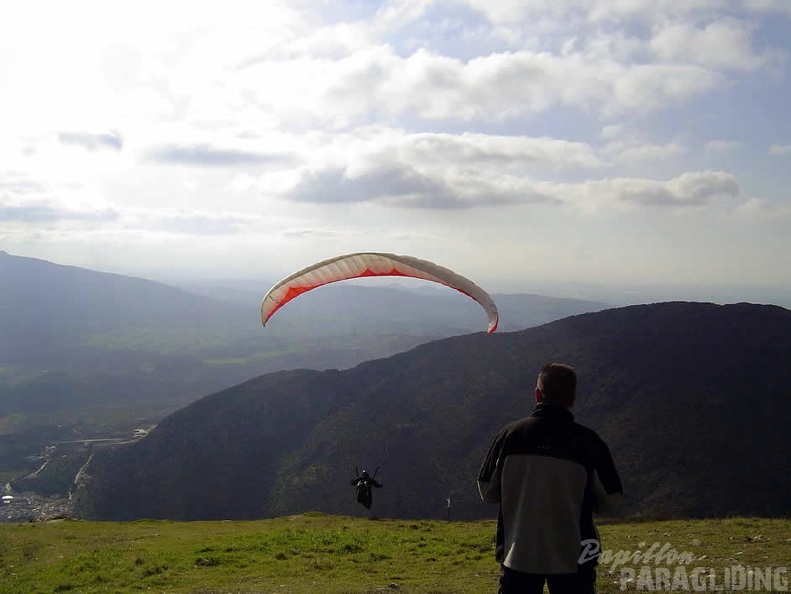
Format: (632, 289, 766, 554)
(0, 249, 609, 474)
(0, 250, 610, 370)
(72, 301, 791, 522)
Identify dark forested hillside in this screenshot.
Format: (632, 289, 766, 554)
(72, 301, 791, 521)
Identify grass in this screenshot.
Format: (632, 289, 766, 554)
(0, 514, 789, 593)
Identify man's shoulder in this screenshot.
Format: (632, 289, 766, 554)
(496, 413, 608, 442)
(501, 415, 537, 432)
(569, 421, 613, 451)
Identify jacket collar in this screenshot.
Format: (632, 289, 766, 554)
(531, 402, 574, 422)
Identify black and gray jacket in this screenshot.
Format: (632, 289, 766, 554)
(477, 403, 623, 574)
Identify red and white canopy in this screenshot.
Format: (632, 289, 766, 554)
(261, 252, 499, 333)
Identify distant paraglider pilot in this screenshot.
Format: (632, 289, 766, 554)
(351, 469, 382, 509)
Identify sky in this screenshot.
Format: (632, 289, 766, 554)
(2, 0, 791, 300)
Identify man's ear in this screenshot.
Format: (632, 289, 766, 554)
(535, 388, 543, 403)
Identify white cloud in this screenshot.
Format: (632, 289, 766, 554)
(587, 0, 791, 23)
(273, 153, 740, 214)
(599, 126, 686, 163)
(458, 0, 791, 26)
(666, 170, 740, 204)
(242, 128, 605, 206)
(396, 132, 605, 170)
(546, 170, 740, 212)
(601, 125, 625, 140)
(279, 162, 556, 209)
(604, 140, 685, 162)
(0, 181, 119, 224)
(143, 144, 292, 168)
(375, 0, 434, 31)
(705, 140, 743, 153)
(57, 130, 124, 152)
(0, 180, 268, 236)
(1, 1, 770, 145)
(650, 19, 771, 71)
(2, 0, 789, 288)
(234, 128, 608, 209)
(735, 197, 791, 219)
(238, 46, 724, 125)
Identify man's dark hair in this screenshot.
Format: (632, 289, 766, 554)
(537, 363, 577, 406)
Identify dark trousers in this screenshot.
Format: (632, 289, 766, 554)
(498, 564, 597, 594)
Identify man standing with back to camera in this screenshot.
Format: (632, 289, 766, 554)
(478, 363, 623, 594)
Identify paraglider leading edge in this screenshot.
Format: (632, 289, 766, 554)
(260, 252, 499, 333)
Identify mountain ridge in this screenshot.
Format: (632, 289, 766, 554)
(71, 301, 791, 521)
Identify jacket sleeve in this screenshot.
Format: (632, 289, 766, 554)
(477, 428, 506, 504)
(591, 436, 623, 515)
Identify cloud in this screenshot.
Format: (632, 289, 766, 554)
(601, 125, 625, 140)
(0, 167, 129, 226)
(556, 170, 740, 211)
(398, 133, 605, 170)
(0, 178, 47, 195)
(280, 160, 739, 212)
(451, 0, 791, 62)
(307, 128, 605, 172)
(279, 227, 344, 238)
(599, 127, 686, 163)
(383, 167, 557, 208)
(705, 140, 743, 153)
(272, 126, 739, 211)
(284, 163, 445, 204)
(734, 197, 791, 219)
(242, 127, 605, 208)
(238, 45, 724, 127)
(665, 170, 740, 204)
(255, 128, 603, 208)
(463, 1, 791, 25)
(144, 144, 292, 167)
(0, 200, 119, 223)
(57, 130, 123, 151)
(0, 167, 254, 233)
(140, 209, 258, 235)
(2, 1, 788, 288)
(605, 141, 685, 162)
(650, 19, 774, 71)
(282, 162, 557, 209)
(0, 187, 262, 236)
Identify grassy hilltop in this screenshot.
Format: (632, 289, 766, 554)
(1, 515, 789, 593)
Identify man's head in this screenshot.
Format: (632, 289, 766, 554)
(535, 363, 577, 408)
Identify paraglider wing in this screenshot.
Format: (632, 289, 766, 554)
(260, 252, 499, 333)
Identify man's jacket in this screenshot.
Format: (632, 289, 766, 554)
(477, 403, 623, 574)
